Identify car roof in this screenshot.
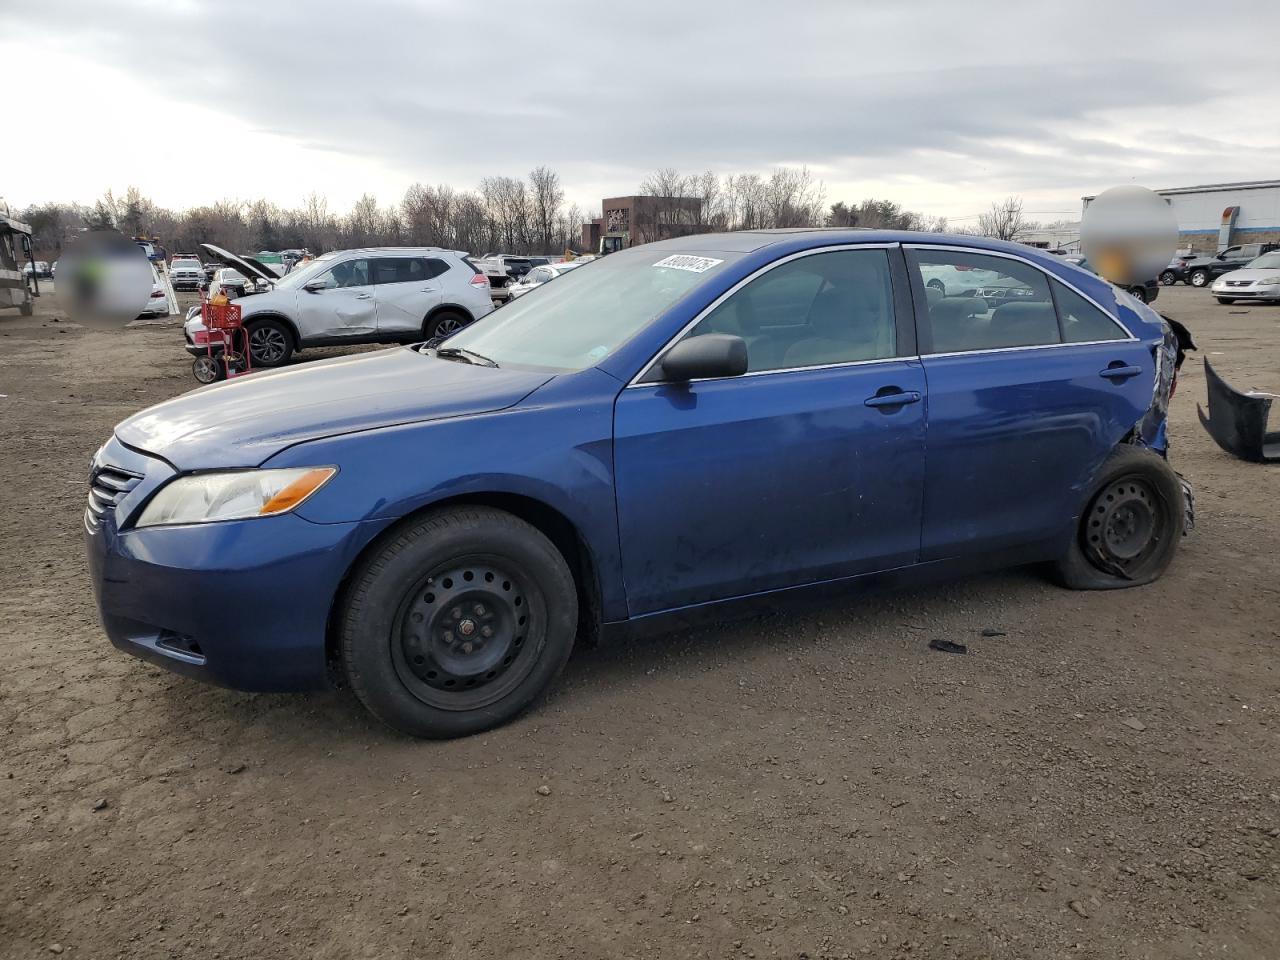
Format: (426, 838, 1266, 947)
(639, 229, 1058, 258)
(338, 246, 464, 256)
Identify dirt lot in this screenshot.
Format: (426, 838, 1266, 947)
(1, 285, 1278, 960)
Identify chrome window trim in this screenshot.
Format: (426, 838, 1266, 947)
(904, 243, 1138, 347)
(922, 338, 1142, 360)
(626, 242, 901, 388)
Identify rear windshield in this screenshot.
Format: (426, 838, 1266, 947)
(442, 247, 739, 371)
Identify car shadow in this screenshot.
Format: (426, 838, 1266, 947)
(145, 564, 1049, 747)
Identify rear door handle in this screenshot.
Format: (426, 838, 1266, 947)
(1099, 363, 1142, 381)
(354, 293, 372, 300)
(864, 390, 922, 409)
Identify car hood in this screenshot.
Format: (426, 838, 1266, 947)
(115, 348, 553, 470)
(200, 242, 278, 284)
(1215, 267, 1279, 283)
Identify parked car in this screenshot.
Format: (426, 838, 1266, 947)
(138, 263, 171, 318)
(87, 230, 1188, 739)
(1159, 254, 1196, 286)
(506, 261, 583, 299)
(184, 244, 494, 366)
(204, 267, 253, 300)
(471, 254, 538, 302)
(1184, 242, 1279, 288)
(169, 256, 204, 290)
(1210, 251, 1280, 304)
(21, 260, 52, 279)
(1061, 255, 1158, 304)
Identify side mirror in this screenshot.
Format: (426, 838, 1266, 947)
(20, 236, 31, 254)
(303, 278, 328, 293)
(657, 334, 748, 383)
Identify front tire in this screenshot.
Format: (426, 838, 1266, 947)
(246, 318, 294, 367)
(1216, 297, 1235, 305)
(1051, 445, 1183, 590)
(340, 507, 578, 739)
(1189, 269, 1210, 288)
(1160, 270, 1176, 286)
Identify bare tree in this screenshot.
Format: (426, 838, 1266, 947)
(298, 192, 337, 252)
(528, 166, 564, 253)
(979, 196, 1026, 241)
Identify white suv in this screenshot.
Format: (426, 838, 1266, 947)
(184, 245, 495, 367)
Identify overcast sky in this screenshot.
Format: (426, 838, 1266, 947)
(3, 0, 1276, 225)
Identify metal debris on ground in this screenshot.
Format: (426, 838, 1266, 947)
(928, 638, 968, 655)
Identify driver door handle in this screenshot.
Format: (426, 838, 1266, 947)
(864, 390, 922, 409)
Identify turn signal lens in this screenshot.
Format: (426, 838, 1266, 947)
(259, 467, 337, 515)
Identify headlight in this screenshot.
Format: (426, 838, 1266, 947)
(136, 467, 336, 527)
(1259, 276, 1280, 285)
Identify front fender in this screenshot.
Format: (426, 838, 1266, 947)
(262, 367, 628, 619)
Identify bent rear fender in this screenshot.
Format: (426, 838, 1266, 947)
(1133, 318, 1186, 456)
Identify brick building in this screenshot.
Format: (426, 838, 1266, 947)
(581, 195, 704, 254)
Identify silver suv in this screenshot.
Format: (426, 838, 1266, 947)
(184, 245, 495, 367)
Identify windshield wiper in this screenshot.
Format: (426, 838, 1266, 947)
(434, 346, 499, 368)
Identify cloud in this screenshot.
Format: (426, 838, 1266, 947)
(3, 0, 1277, 219)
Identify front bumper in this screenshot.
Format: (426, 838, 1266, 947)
(1212, 283, 1280, 299)
(85, 437, 393, 691)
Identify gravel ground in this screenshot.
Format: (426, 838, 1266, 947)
(1, 285, 1278, 960)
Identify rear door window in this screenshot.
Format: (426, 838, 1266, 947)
(912, 250, 1057, 353)
(1052, 281, 1127, 343)
(371, 257, 448, 284)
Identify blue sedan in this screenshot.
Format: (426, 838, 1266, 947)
(85, 230, 1188, 738)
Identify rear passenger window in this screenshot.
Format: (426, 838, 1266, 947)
(913, 250, 1057, 353)
(683, 249, 897, 373)
(1053, 281, 1127, 343)
(372, 257, 449, 284)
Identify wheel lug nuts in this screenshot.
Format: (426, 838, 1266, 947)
(442, 630, 453, 644)
(461, 641, 474, 655)
(474, 603, 486, 616)
(481, 626, 493, 638)
(451, 606, 462, 620)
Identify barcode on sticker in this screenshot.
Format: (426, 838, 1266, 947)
(652, 255, 723, 273)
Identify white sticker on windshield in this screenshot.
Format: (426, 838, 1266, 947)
(652, 254, 723, 273)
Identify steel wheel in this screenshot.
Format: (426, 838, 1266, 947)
(391, 557, 542, 712)
(1082, 476, 1170, 579)
(249, 324, 289, 364)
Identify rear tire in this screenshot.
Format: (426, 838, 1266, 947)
(341, 507, 578, 739)
(246, 318, 294, 367)
(1159, 271, 1176, 286)
(424, 309, 470, 344)
(1051, 445, 1183, 590)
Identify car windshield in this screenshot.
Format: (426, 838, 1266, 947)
(1247, 252, 1280, 270)
(442, 247, 740, 371)
(272, 253, 337, 290)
